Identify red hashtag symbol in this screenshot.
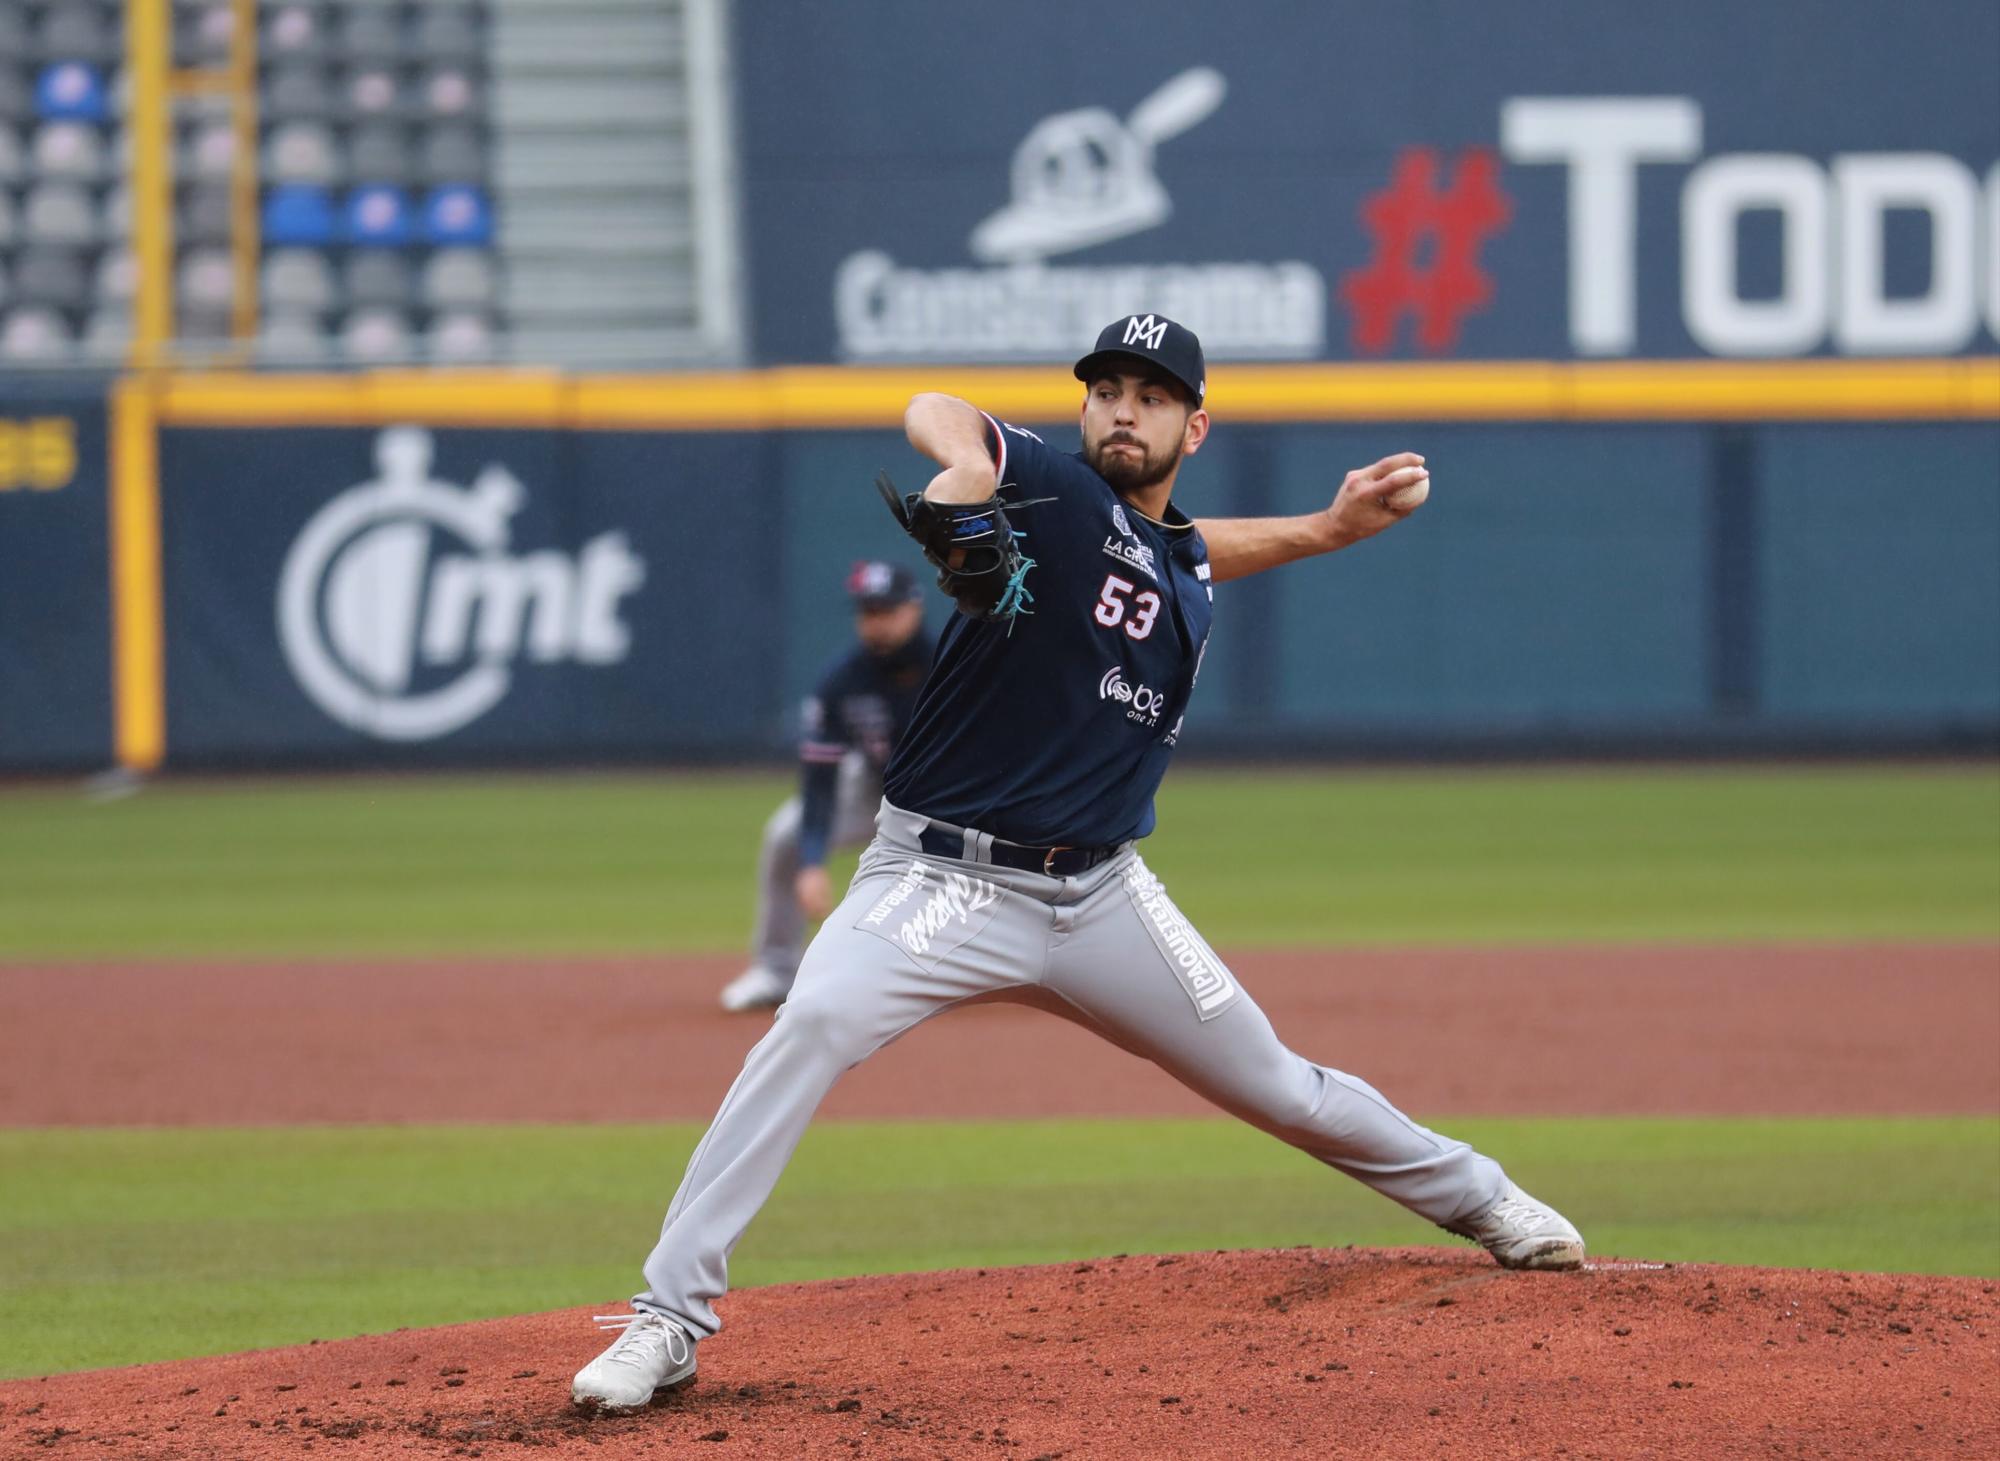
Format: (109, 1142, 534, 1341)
(1340, 147, 1512, 355)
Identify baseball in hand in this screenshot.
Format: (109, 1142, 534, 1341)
(1384, 466, 1430, 512)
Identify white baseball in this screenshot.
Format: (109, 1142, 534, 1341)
(1384, 468, 1430, 511)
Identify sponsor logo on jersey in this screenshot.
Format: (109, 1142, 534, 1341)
(1110, 503, 1131, 537)
(895, 871, 1001, 957)
(1101, 534, 1159, 581)
(1099, 665, 1166, 727)
(276, 427, 646, 742)
(1124, 859, 1238, 1020)
(862, 861, 930, 925)
(834, 68, 1326, 362)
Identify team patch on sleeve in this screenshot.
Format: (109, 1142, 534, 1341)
(1122, 857, 1239, 1020)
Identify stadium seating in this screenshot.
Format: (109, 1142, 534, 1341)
(1, 303, 74, 360)
(257, 307, 332, 361)
(33, 121, 108, 181)
(36, 62, 109, 123)
(264, 120, 342, 186)
(24, 183, 99, 247)
(427, 309, 496, 362)
(340, 304, 411, 362)
(342, 248, 411, 311)
(0, 129, 28, 188)
(0, 0, 505, 362)
(347, 121, 414, 185)
(39, 5, 120, 66)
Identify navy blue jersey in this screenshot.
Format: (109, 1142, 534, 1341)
(799, 632, 932, 772)
(796, 630, 932, 865)
(883, 413, 1214, 847)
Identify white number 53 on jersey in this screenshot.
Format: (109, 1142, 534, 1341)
(1094, 574, 1162, 640)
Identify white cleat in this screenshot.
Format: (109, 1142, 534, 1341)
(572, 1311, 697, 1411)
(1447, 1181, 1586, 1271)
(718, 964, 791, 1013)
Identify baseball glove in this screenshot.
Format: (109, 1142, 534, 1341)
(876, 471, 1037, 623)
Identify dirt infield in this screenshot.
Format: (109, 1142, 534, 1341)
(3, 942, 1996, 1125)
(2, 1249, 1993, 1459)
(4, 941, 1995, 1455)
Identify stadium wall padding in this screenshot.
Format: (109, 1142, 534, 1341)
(4, 373, 1989, 772)
(0, 379, 114, 772)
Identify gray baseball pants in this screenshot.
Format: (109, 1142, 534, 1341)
(748, 753, 881, 982)
(638, 799, 1508, 1338)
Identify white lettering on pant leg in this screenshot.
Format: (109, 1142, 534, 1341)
(861, 862, 929, 926)
(898, 873, 1000, 958)
(1682, 154, 1829, 355)
(1123, 859, 1238, 1020)
(1834, 153, 1981, 354)
(1500, 97, 1703, 355)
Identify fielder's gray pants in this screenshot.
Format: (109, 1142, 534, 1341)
(639, 799, 1508, 1338)
(749, 753, 882, 982)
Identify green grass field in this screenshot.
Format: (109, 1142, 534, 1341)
(3, 1118, 1995, 1379)
(1, 765, 1995, 1379)
(1, 766, 1995, 957)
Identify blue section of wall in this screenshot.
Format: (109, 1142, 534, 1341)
(730, 0, 2000, 365)
(1265, 427, 1710, 729)
(4, 411, 1986, 772)
(0, 381, 112, 770)
(1758, 425, 2000, 721)
(774, 429, 937, 733)
(155, 424, 773, 766)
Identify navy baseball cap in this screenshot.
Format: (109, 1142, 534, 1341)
(1073, 313, 1206, 404)
(846, 560, 921, 609)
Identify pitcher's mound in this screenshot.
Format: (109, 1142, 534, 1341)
(3, 1248, 1994, 1458)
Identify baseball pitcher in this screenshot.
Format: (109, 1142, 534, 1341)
(575, 314, 1584, 1410)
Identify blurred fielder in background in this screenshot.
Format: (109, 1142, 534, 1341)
(718, 562, 932, 1012)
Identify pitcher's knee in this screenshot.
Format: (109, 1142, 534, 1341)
(1223, 1065, 1327, 1144)
(770, 988, 876, 1064)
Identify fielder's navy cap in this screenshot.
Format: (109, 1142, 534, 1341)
(846, 559, 921, 609)
(1074, 313, 1206, 404)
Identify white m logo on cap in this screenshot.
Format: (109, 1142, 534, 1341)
(1123, 314, 1169, 349)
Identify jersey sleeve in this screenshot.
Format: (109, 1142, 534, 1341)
(795, 758, 839, 868)
(978, 411, 1107, 582)
(795, 675, 851, 869)
(797, 667, 852, 767)
(980, 411, 1064, 499)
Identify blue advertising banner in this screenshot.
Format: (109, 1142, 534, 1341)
(0, 403, 1981, 773)
(0, 381, 112, 771)
(156, 423, 777, 765)
(732, 0, 2000, 366)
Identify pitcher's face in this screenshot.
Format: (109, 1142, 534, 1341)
(1080, 371, 1204, 493)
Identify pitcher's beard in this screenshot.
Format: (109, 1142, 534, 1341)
(1087, 436, 1181, 493)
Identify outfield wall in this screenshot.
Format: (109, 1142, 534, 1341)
(1, 369, 1994, 772)
(0, 377, 114, 771)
